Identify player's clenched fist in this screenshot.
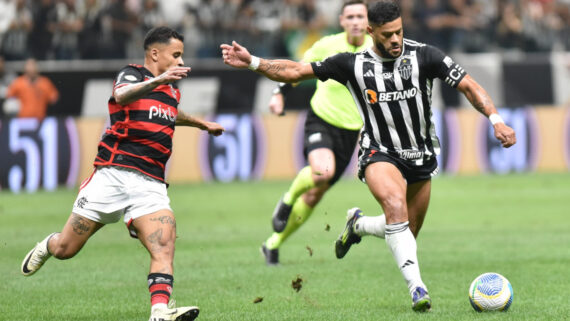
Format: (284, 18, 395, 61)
(493, 123, 517, 148)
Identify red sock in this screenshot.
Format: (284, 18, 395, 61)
(148, 273, 173, 306)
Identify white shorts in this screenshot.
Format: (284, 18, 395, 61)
(72, 166, 172, 232)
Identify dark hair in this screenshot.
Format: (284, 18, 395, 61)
(341, 0, 367, 13)
(143, 26, 184, 50)
(368, 1, 400, 26)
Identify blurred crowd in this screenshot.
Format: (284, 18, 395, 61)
(0, 0, 568, 62)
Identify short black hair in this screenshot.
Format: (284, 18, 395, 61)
(341, 0, 367, 13)
(368, 0, 400, 26)
(143, 26, 184, 50)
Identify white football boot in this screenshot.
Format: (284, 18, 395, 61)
(21, 233, 56, 276)
(148, 305, 199, 321)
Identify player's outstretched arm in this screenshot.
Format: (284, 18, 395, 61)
(114, 66, 191, 105)
(220, 41, 315, 83)
(457, 75, 516, 148)
(176, 110, 225, 136)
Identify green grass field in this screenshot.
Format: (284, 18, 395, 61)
(1, 172, 569, 320)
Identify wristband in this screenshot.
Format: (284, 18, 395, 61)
(489, 113, 504, 125)
(248, 56, 260, 70)
(272, 82, 293, 96)
(278, 82, 293, 95)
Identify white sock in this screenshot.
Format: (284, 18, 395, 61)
(151, 303, 168, 311)
(354, 214, 386, 238)
(385, 221, 426, 296)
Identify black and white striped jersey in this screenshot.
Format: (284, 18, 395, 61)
(311, 38, 467, 165)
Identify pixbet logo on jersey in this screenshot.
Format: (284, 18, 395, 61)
(148, 105, 176, 122)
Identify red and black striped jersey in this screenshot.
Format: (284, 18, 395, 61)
(94, 64, 180, 182)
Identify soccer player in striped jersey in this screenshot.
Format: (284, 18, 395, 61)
(21, 26, 224, 321)
(261, 0, 375, 266)
(221, 0, 516, 312)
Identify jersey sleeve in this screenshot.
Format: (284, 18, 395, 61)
(421, 45, 467, 88)
(310, 52, 352, 85)
(113, 65, 144, 90)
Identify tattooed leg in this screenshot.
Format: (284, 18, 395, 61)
(133, 210, 177, 275)
(49, 213, 104, 259)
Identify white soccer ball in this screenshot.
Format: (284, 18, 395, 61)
(468, 272, 513, 312)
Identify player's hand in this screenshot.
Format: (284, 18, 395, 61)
(220, 41, 251, 69)
(203, 121, 225, 136)
(157, 66, 191, 84)
(493, 123, 516, 148)
(269, 93, 285, 116)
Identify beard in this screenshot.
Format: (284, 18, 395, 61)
(375, 42, 399, 59)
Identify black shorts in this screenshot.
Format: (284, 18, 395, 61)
(303, 109, 360, 185)
(357, 147, 439, 184)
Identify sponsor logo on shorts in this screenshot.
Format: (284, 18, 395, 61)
(76, 196, 88, 209)
(397, 149, 424, 160)
(308, 132, 322, 144)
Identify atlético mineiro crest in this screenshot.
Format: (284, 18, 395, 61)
(398, 58, 412, 80)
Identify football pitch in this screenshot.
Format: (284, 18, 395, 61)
(1, 172, 569, 321)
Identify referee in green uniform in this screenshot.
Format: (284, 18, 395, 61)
(261, 0, 382, 265)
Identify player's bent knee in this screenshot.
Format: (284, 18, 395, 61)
(149, 244, 175, 262)
(312, 169, 334, 186)
(147, 235, 176, 256)
(382, 195, 407, 217)
(51, 243, 80, 260)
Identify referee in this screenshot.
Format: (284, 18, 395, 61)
(261, 0, 374, 266)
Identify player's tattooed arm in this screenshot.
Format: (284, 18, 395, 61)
(456, 75, 497, 117)
(220, 41, 315, 83)
(256, 58, 315, 83)
(114, 79, 162, 105)
(114, 67, 190, 105)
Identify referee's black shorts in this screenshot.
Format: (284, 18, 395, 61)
(357, 147, 439, 185)
(303, 108, 360, 186)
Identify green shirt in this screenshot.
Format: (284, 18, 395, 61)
(303, 32, 373, 130)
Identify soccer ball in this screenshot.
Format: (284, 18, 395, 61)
(468, 272, 513, 312)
